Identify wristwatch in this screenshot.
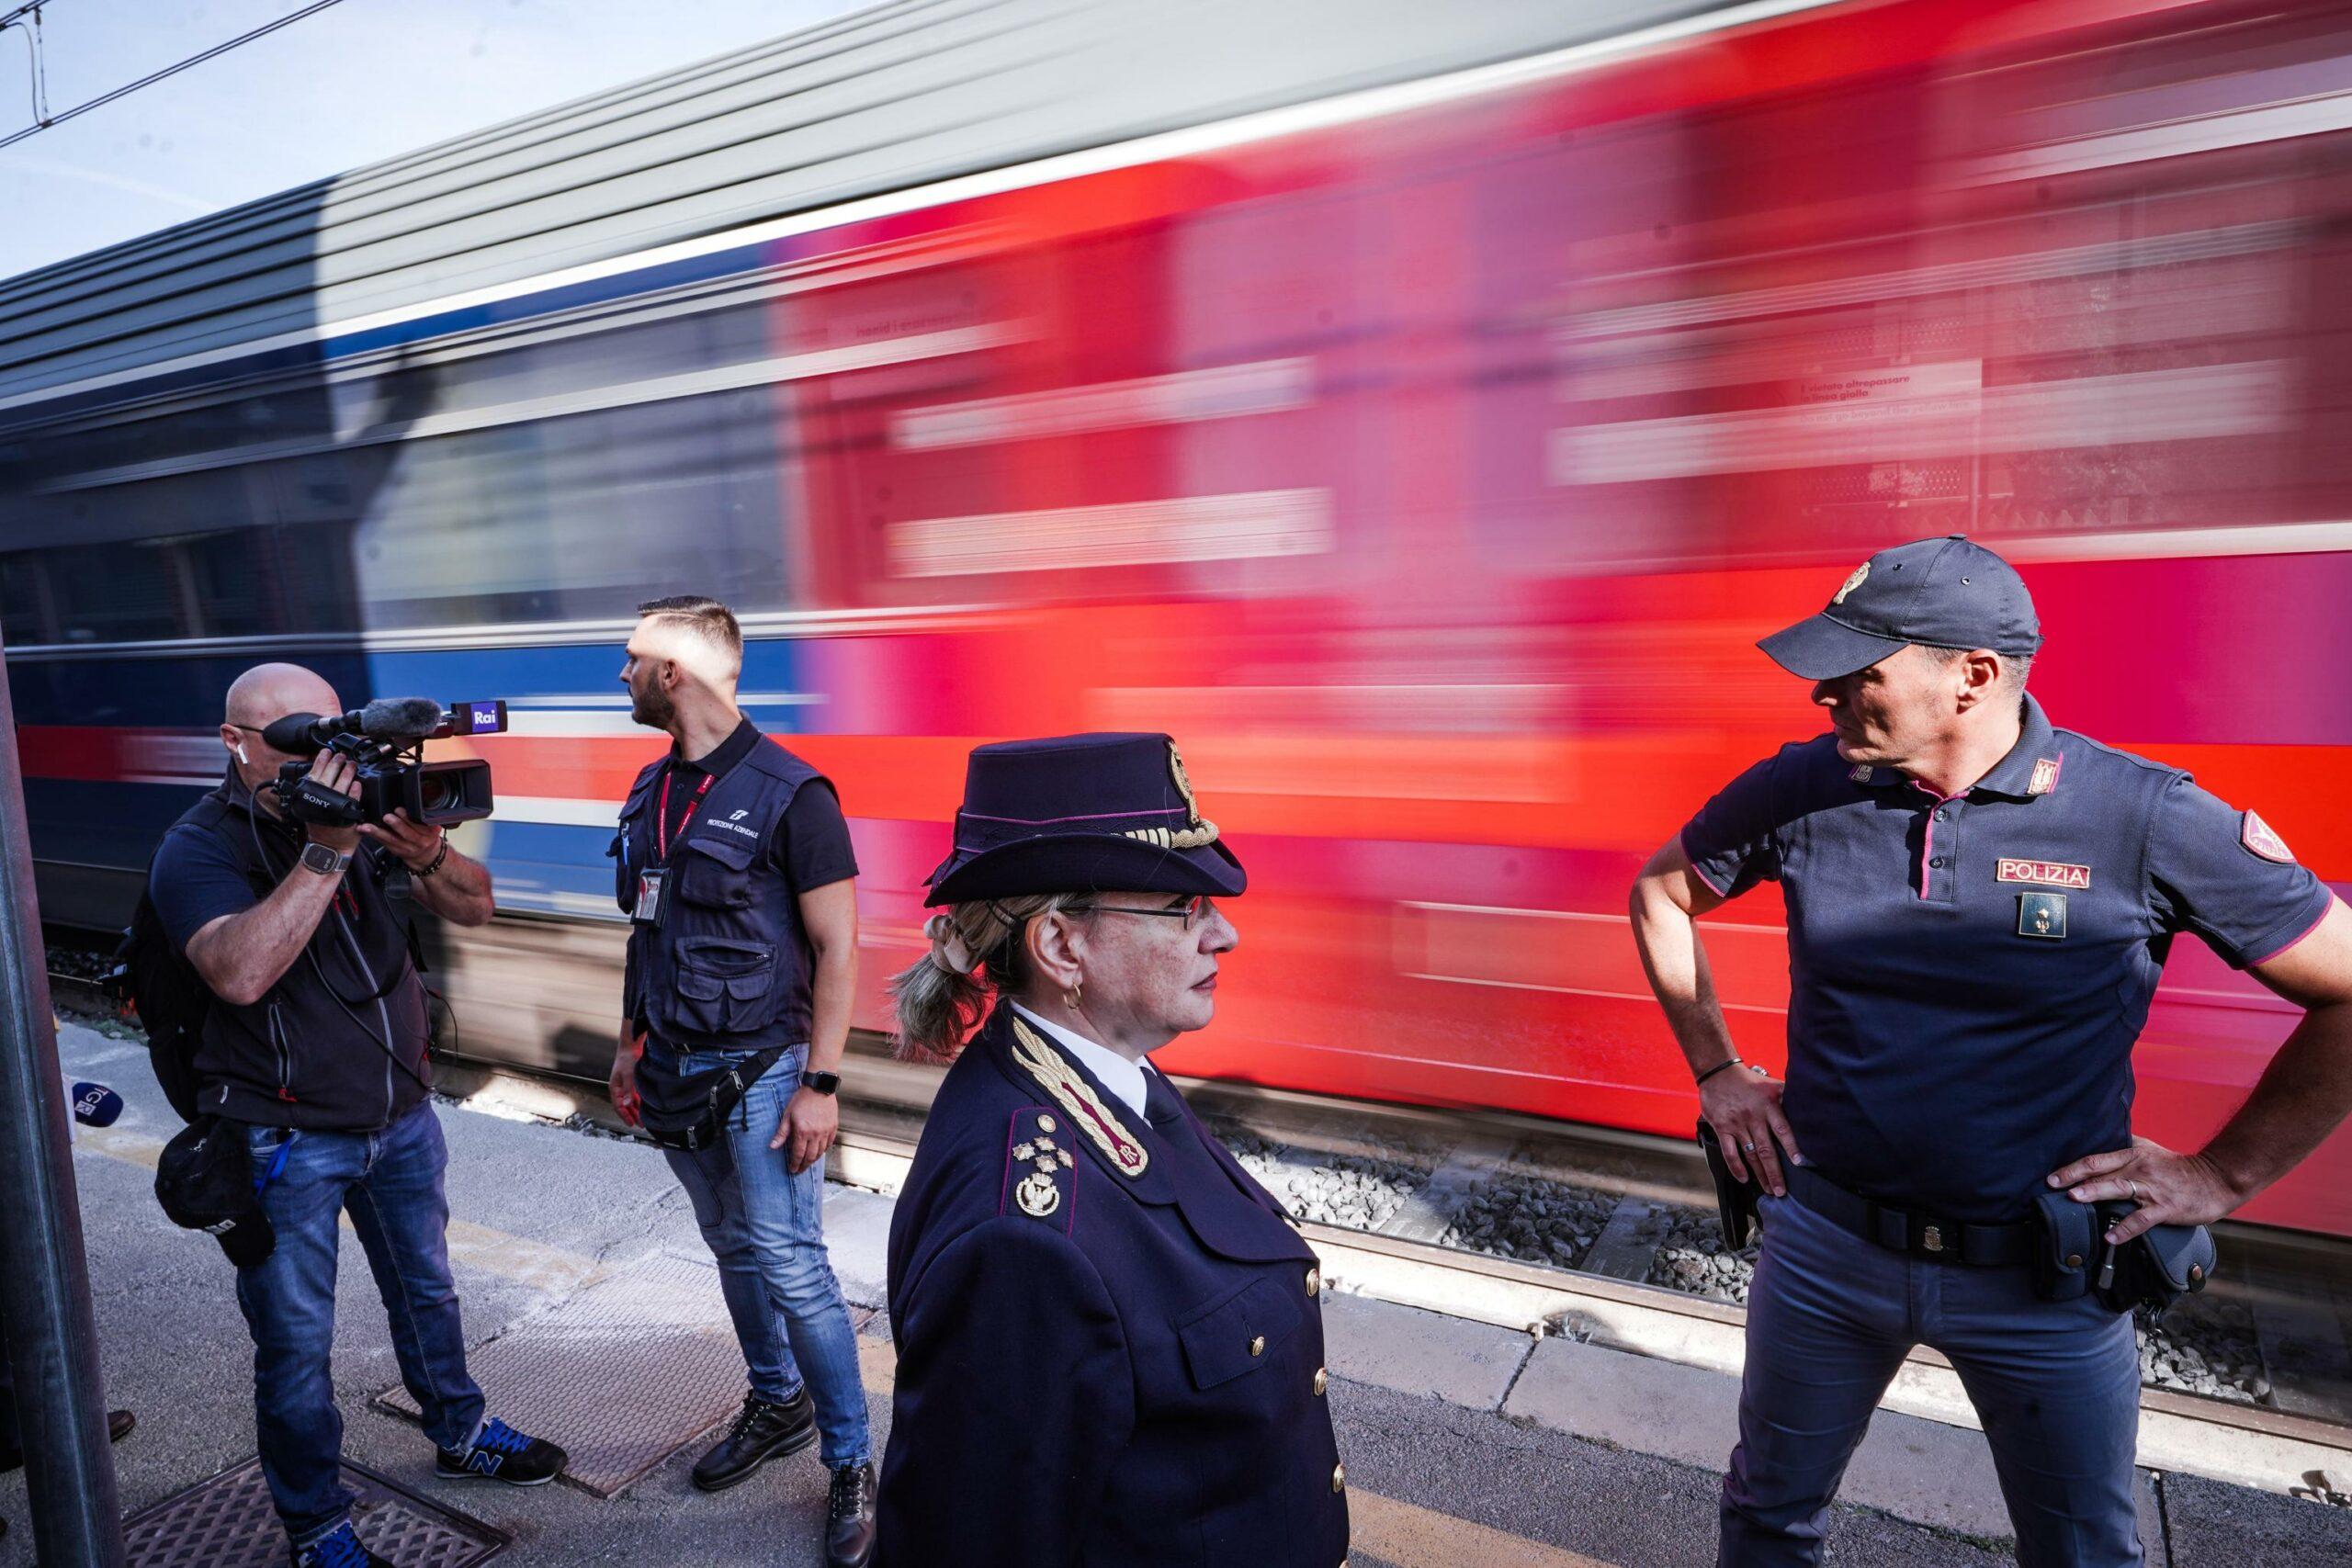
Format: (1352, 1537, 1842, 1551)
(300, 841, 352, 877)
(800, 1069, 842, 1096)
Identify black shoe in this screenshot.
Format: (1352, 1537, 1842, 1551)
(434, 1416, 567, 1485)
(0, 1408, 133, 1473)
(826, 1461, 877, 1568)
(290, 1521, 393, 1568)
(691, 1387, 816, 1492)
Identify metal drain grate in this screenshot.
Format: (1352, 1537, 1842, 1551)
(375, 1251, 754, 1498)
(124, 1457, 503, 1568)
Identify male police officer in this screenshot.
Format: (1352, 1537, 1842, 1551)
(1630, 537, 2352, 1567)
(151, 663, 565, 1568)
(606, 597, 876, 1565)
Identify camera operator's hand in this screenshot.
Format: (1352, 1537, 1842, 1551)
(359, 809, 446, 870)
(303, 751, 363, 855)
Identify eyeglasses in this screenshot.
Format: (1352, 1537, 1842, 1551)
(1069, 895, 1214, 930)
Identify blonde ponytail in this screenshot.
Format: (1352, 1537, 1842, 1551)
(888, 893, 1092, 1063)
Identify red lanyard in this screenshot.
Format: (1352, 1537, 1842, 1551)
(657, 769, 715, 862)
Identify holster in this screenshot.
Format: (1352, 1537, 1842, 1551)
(1697, 1121, 1762, 1250)
(639, 1045, 786, 1153)
(2030, 1190, 2215, 1314)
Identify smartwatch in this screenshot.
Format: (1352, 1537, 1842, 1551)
(300, 841, 352, 877)
(800, 1069, 842, 1096)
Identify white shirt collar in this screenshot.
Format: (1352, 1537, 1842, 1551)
(1009, 1002, 1155, 1120)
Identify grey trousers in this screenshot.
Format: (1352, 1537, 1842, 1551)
(1722, 1189, 2142, 1567)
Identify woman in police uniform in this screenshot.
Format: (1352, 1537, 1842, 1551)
(875, 732, 1348, 1568)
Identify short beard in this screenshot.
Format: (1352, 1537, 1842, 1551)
(632, 682, 675, 730)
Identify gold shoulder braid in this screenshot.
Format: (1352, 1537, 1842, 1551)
(1009, 1015, 1150, 1179)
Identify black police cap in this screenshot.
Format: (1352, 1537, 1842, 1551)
(1758, 535, 2042, 682)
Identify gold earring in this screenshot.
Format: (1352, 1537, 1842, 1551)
(1065, 979, 1083, 1011)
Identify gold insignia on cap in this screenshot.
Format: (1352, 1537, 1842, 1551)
(1169, 741, 1201, 825)
(1833, 560, 1871, 604)
(1126, 740, 1221, 851)
(1011, 1017, 1149, 1179)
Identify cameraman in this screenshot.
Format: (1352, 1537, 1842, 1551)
(150, 662, 564, 1568)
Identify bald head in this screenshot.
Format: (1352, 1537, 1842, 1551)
(225, 663, 341, 731)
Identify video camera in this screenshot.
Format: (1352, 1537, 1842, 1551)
(264, 698, 508, 829)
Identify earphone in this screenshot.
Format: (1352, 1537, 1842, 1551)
(234, 743, 249, 765)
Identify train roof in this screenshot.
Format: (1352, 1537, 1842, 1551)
(0, 0, 1713, 408)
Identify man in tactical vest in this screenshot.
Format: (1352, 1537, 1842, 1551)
(608, 597, 876, 1565)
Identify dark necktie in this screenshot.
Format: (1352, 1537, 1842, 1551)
(1143, 1067, 1186, 1132)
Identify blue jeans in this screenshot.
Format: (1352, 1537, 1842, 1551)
(237, 1103, 485, 1548)
(648, 1039, 872, 1469)
(1722, 1190, 2143, 1568)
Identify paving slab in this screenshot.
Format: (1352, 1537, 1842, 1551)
(1503, 1336, 2017, 1542)
(1335, 1378, 2007, 1568)
(1323, 1291, 1534, 1411)
(2159, 1470, 2352, 1567)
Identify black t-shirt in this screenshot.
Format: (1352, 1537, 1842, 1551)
(147, 772, 431, 1131)
(661, 719, 857, 888)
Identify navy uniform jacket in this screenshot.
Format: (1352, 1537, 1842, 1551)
(877, 1005, 1349, 1568)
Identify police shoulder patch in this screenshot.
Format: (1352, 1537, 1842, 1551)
(1001, 1106, 1076, 1232)
(2242, 810, 2296, 864)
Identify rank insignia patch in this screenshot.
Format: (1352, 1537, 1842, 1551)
(2242, 811, 2295, 864)
(1002, 1107, 1075, 1231)
(1848, 764, 1874, 784)
(2026, 757, 2063, 796)
(2018, 891, 2068, 940)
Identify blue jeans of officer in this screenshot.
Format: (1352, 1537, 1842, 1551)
(651, 1039, 873, 1469)
(237, 1102, 485, 1548)
(1723, 1191, 2142, 1568)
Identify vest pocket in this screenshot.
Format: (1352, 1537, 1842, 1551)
(674, 832, 758, 908)
(672, 936, 781, 1034)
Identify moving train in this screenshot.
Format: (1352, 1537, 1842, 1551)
(7, 0, 2352, 1233)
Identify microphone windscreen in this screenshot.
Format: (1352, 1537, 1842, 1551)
(71, 1081, 123, 1128)
(358, 697, 446, 739)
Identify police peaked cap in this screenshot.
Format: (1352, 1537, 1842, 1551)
(923, 733, 1247, 907)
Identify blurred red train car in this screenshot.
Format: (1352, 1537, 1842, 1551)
(11, 0, 2352, 1233)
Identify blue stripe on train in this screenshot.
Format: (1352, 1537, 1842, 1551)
(9, 639, 818, 730)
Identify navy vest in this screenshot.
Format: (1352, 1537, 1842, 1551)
(614, 732, 827, 1052)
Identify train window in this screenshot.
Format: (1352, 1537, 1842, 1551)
(351, 384, 792, 628)
(0, 554, 57, 647)
(32, 540, 185, 643)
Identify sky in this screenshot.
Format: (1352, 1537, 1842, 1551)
(0, 0, 872, 282)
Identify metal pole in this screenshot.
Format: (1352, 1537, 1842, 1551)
(0, 626, 126, 1564)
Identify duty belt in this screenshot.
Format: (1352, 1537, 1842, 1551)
(1785, 1164, 2034, 1267)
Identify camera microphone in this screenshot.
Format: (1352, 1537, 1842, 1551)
(72, 1081, 124, 1128)
(356, 697, 447, 741)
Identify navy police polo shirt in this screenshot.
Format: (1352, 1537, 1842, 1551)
(1680, 694, 2333, 1223)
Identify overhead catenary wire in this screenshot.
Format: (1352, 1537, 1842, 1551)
(0, 0, 348, 152)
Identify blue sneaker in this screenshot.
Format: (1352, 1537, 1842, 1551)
(434, 1416, 567, 1485)
(290, 1522, 390, 1568)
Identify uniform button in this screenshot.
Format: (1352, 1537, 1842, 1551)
(1313, 1366, 1329, 1395)
(1306, 1268, 1321, 1298)
(1331, 1462, 1346, 1494)
(2066, 1253, 2083, 1268)
(1249, 1335, 1266, 1358)
(1929, 856, 1946, 868)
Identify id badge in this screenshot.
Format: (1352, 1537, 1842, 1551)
(634, 869, 667, 927)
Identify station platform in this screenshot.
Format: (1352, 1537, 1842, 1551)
(7, 1018, 2350, 1567)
